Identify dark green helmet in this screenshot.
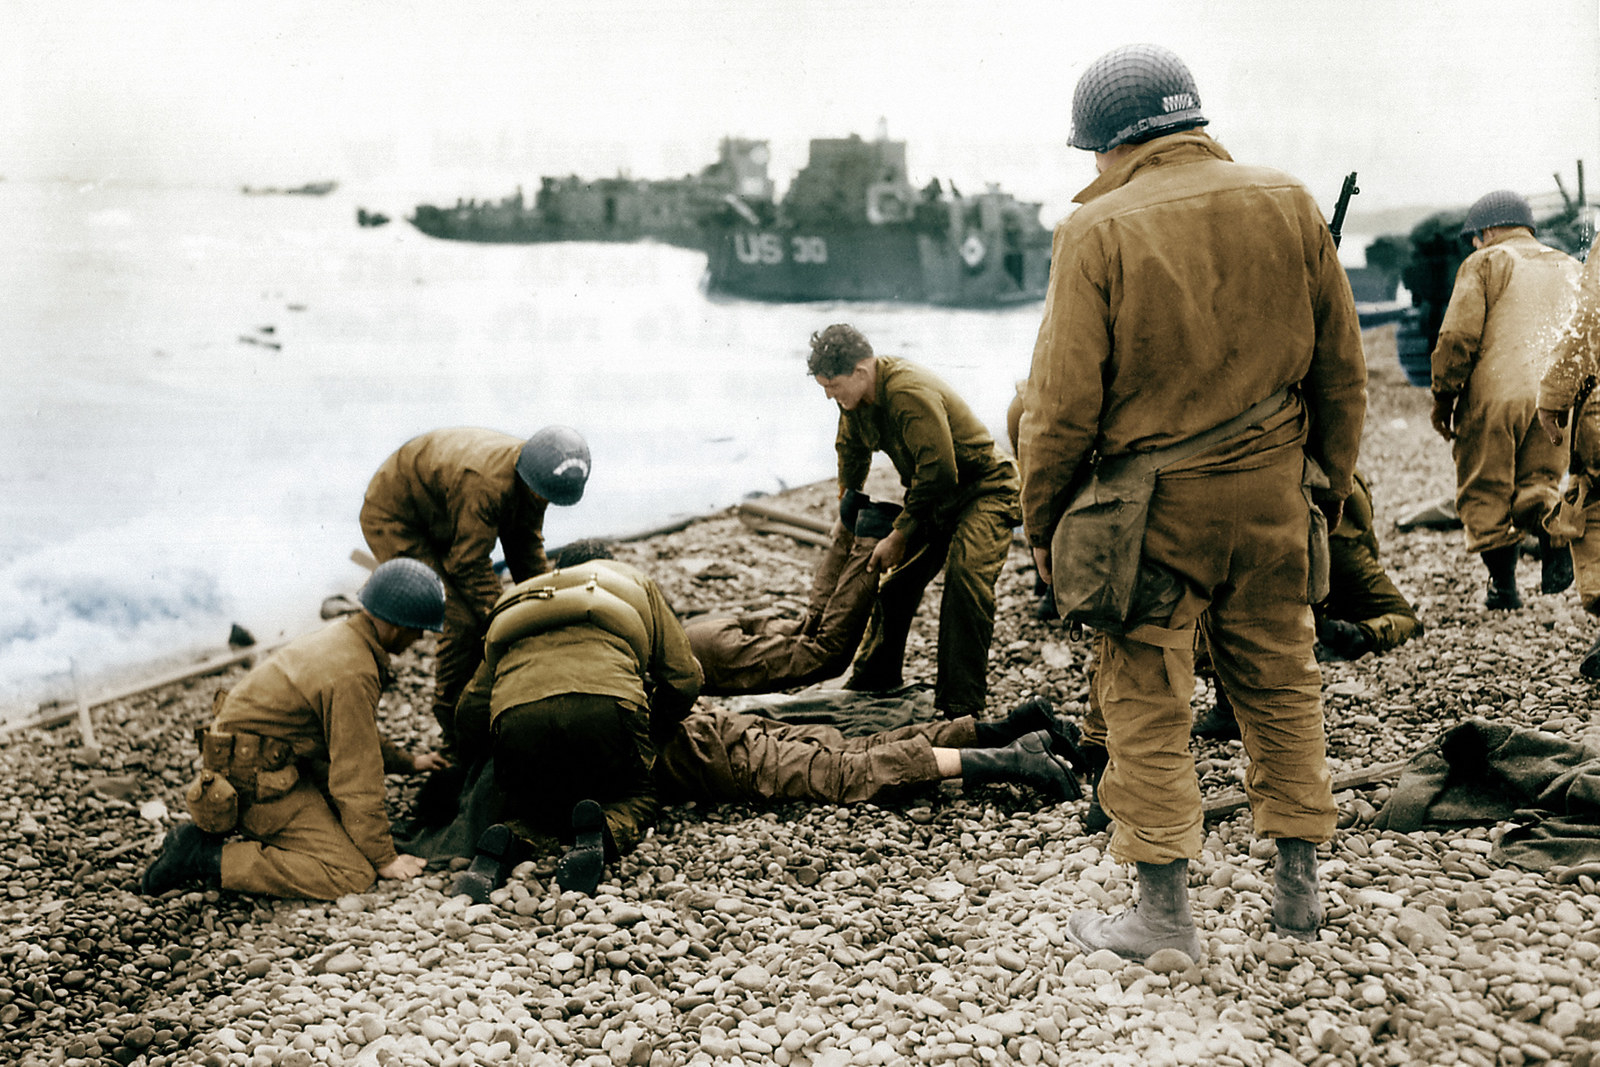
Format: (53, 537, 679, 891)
(1069, 44, 1208, 153)
(517, 426, 591, 506)
(359, 558, 446, 632)
(1461, 190, 1535, 237)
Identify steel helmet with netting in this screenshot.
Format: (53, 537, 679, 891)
(359, 558, 447, 632)
(1069, 44, 1208, 153)
(1461, 190, 1535, 237)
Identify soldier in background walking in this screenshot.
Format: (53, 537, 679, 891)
(1430, 191, 1581, 608)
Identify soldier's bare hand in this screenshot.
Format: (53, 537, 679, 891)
(411, 751, 451, 773)
(1538, 407, 1569, 446)
(1430, 393, 1456, 442)
(378, 854, 427, 881)
(1032, 546, 1052, 587)
(868, 529, 907, 572)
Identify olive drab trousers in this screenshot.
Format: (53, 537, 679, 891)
(1452, 394, 1564, 553)
(220, 780, 378, 899)
(1094, 446, 1336, 865)
(490, 694, 659, 858)
(660, 712, 977, 804)
(1564, 481, 1600, 616)
(1322, 534, 1421, 653)
(849, 491, 1016, 715)
(687, 529, 878, 695)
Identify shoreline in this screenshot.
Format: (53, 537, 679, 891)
(7, 325, 1600, 1066)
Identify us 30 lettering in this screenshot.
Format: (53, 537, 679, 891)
(734, 234, 828, 265)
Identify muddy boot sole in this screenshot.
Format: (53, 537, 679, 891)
(555, 800, 607, 896)
(451, 823, 515, 903)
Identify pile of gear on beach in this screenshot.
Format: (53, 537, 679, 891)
(141, 43, 1600, 969)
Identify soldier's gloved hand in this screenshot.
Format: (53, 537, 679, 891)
(1538, 407, 1569, 446)
(1430, 392, 1457, 442)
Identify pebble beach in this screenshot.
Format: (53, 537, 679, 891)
(3, 326, 1599, 1067)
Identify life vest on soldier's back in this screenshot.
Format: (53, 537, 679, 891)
(484, 561, 655, 670)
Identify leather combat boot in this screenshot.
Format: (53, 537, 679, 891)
(1272, 838, 1324, 941)
(141, 823, 223, 896)
(1315, 617, 1375, 661)
(1581, 631, 1600, 681)
(1191, 686, 1241, 741)
(1079, 742, 1110, 833)
(554, 800, 608, 896)
(451, 823, 526, 903)
(972, 697, 1089, 769)
(853, 500, 902, 540)
(1068, 859, 1203, 963)
(959, 731, 1081, 801)
(1538, 531, 1574, 595)
(1481, 545, 1522, 610)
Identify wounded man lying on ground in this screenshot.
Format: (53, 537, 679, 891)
(456, 694, 1087, 903)
(685, 489, 900, 695)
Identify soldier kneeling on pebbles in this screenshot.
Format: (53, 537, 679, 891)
(141, 559, 448, 899)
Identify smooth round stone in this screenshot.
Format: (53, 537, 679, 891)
(549, 952, 578, 973)
(323, 954, 363, 975)
(732, 966, 768, 991)
(1261, 942, 1295, 967)
(995, 947, 1027, 972)
(1144, 949, 1196, 975)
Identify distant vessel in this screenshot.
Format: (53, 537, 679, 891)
(407, 138, 774, 250)
(241, 181, 338, 197)
(701, 130, 1053, 307)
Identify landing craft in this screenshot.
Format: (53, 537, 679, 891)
(700, 131, 1054, 308)
(406, 138, 773, 251)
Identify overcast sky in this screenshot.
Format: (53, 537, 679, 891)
(6, 0, 1598, 219)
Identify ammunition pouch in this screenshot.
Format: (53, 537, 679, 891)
(186, 769, 239, 834)
(192, 723, 301, 809)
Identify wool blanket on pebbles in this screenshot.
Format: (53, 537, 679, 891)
(1375, 718, 1600, 881)
(391, 686, 940, 864)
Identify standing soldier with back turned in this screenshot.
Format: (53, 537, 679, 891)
(1430, 191, 1581, 609)
(1017, 44, 1366, 961)
(360, 425, 591, 753)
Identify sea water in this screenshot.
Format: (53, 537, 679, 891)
(1, 179, 1043, 718)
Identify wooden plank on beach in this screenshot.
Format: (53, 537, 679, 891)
(1202, 759, 1410, 819)
(1, 641, 288, 738)
(737, 500, 832, 535)
(739, 517, 833, 548)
